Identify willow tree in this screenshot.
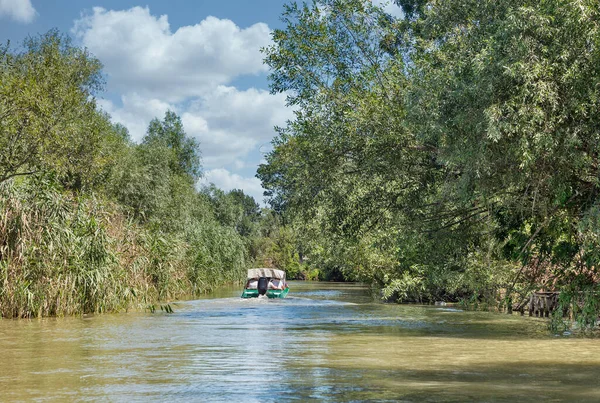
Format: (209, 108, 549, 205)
(260, 0, 600, 319)
(405, 0, 600, 314)
(144, 110, 202, 181)
(0, 30, 114, 189)
(259, 0, 469, 292)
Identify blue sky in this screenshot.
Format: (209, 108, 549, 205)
(0, 0, 401, 203)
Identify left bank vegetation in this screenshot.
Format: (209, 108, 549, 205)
(0, 30, 278, 318)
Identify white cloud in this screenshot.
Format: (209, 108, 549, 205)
(182, 86, 293, 168)
(102, 86, 293, 168)
(233, 160, 246, 170)
(0, 0, 36, 23)
(73, 7, 271, 102)
(76, 6, 292, 201)
(98, 93, 174, 142)
(201, 168, 265, 204)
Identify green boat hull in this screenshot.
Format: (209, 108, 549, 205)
(241, 287, 289, 299)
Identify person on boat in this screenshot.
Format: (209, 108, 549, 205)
(246, 279, 258, 289)
(270, 278, 285, 290)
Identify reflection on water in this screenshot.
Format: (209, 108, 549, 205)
(1, 282, 599, 402)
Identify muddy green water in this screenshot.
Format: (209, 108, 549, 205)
(1, 282, 599, 402)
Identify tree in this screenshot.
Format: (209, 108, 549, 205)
(144, 110, 202, 181)
(0, 30, 108, 187)
(260, 0, 600, 316)
(203, 186, 261, 237)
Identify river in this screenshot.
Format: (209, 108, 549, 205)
(1, 282, 599, 402)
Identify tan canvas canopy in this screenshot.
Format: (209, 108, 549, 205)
(247, 268, 286, 280)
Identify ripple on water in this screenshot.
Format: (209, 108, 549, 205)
(0, 282, 599, 402)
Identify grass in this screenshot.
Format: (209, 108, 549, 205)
(0, 181, 246, 318)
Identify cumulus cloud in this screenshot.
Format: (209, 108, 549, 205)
(77, 6, 292, 199)
(182, 86, 293, 168)
(0, 0, 36, 23)
(201, 168, 265, 204)
(98, 94, 174, 142)
(73, 7, 271, 102)
(101, 86, 293, 168)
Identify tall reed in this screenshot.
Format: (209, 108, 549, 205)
(0, 180, 247, 318)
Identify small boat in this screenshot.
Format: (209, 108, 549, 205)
(241, 268, 289, 299)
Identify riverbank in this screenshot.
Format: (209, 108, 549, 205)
(0, 181, 246, 318)
(2, 282, 599, 402)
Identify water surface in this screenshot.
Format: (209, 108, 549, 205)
(1, 282, 599, 402)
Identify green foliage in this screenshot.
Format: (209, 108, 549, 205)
(269, 225, 303, 278)
(0, 30, 112, 189)
(186, 223, 247, 293)
(0, 31, 262, 318)
(551, 285, 600, 334)
(259, 0, 600, 330)
(144, 110, 202, 181)
(0, 175, 250, 318)
(203, 185, 261, 237)
(0, 179, 123, 317)
(382, 271, 426, 303)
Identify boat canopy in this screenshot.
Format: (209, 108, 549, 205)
(247, 268, 286, 280)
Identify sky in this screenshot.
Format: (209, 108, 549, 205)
(0, 0, 402, 203)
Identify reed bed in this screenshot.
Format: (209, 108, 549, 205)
(0, 181, 246, 318)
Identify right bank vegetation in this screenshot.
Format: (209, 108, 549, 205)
(257, 0, 600, 331)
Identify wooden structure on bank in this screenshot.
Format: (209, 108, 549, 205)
(527, 292, 559, 317)
(512, 291, 560, 317)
